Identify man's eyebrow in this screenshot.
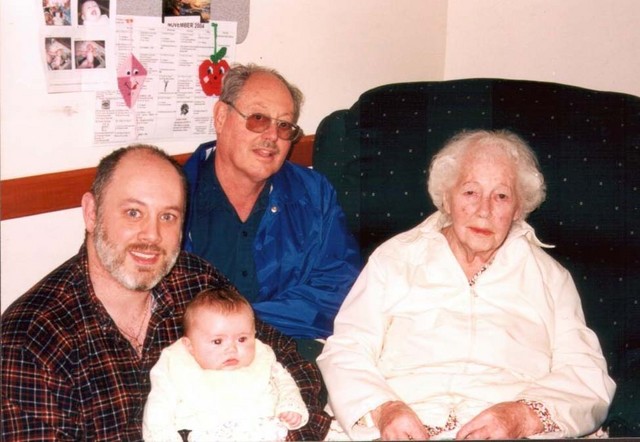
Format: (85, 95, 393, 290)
(120, 198, 146, 207)
(164, 205, 184, 213)
(120, 199, 183, 213)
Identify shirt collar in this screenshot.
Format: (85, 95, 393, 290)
(196, 150, 271, 217)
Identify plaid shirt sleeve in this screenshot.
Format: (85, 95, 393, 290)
(256, 320, 331, 441)
(2, 317, 82, 441)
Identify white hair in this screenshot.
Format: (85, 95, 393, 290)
(427, 129, 546, 221)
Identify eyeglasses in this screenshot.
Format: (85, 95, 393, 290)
(223, 101, 301, 141)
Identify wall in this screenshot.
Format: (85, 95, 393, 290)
(3, 0, 640, 312)
(444, 0, 640, 97)
(236, 1, 448, 135)
(1, 0, 448, 311)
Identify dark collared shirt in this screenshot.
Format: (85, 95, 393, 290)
(1, 246, 330, 441)
(189, 151, 269, 302)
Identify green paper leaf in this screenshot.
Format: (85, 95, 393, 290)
(211, 47, 227, 63)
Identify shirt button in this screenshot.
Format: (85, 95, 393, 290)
(242, 270, 248, 277)
(270, 206, 278, 213)
(242, 231, 248, 237)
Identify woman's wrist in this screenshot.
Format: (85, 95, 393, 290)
(370, 400, 405, 428)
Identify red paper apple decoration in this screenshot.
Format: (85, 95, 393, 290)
(199, 23, 228, 96)
(199, 54, 228, 96)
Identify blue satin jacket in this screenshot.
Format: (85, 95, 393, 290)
(183, 141, 362, 339)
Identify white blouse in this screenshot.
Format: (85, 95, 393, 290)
(318, 212, 615, 440)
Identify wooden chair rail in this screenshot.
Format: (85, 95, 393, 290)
(1, 135, 314, 221)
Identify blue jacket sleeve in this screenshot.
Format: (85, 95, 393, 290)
(253, 167, 362, 339)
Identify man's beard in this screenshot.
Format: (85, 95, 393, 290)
(93, 218, 180, 292)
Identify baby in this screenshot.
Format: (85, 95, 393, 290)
(80, 0, 109, 25)
(52, 10, 65, 26)
(48, 49, 64, 70)
(143, 288, 309, 441)
(77, 43, 96, 69)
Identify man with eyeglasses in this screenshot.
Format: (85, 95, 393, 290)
(183, 63, 362, 364)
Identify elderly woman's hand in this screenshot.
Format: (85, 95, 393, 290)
(371, 400, 431, 441)
(455, 401, 543, 440)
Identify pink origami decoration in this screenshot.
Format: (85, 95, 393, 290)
(118, 54, 147, 108)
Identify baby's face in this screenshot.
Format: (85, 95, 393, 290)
(82, 1, 102, 22)
(184, 306, 256, 370)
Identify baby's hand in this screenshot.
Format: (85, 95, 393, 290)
(278, 411, 302, 428)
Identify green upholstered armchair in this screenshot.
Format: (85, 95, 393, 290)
(313, 79, 640, 437)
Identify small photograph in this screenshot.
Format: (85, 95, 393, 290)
(45, 38, 72, 70)
(75, 40, 106, 69)
(180, 103, 190, 115)
(78, 0, 110, 26)
(43, 0, 71, 26)
(163, 0, 211, 23)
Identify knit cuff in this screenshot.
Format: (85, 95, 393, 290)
(517, 399, 560, 433)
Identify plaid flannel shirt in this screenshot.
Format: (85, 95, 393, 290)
(1, 246, 330, 441)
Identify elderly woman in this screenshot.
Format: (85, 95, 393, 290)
(317, 129, 615, 440)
